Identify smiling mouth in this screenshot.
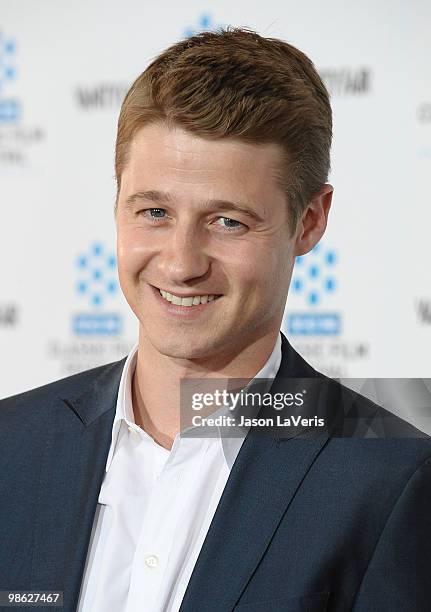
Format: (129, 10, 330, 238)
(157, 287, 222, 307)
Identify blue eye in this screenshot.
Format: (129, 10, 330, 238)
(147, 208, 166, 218)
(140, 208, 167, 221)
(216, 217, 244, 230)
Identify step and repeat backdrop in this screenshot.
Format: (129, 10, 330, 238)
(1, 1, 430, 402)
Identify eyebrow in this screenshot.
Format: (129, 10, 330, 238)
(125, 190, 265, 223)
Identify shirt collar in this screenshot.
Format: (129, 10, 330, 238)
(105, 333, 282, 472)
(105, 343, 139, 472)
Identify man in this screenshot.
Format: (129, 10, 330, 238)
(1, 28, 431, 612)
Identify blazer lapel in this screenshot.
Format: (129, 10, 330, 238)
(180, 433, 329, 612)
(180, 334, 329, 612)
(29, 358, 126, 612)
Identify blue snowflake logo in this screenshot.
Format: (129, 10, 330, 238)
(291, 243, 337, 307)
(183, 14, 224, 38)
(75, 242, 118, 308)
(0, 31, 21, 122)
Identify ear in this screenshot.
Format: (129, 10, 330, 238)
(295, 184, 333, 256)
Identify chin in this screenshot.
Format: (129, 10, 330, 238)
(148, 333, 216, 360)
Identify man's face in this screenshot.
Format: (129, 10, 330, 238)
(116, 123, 299, 361)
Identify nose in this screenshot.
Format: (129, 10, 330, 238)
(158, 223, 210, 285)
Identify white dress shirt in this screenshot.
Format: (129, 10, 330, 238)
(77, 334, 282, 612)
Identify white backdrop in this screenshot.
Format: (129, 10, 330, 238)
(1, 0, 430, 400)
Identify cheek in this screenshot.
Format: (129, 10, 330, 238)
(223, 245, 276, 297)
(242, 239, 293, 301)
(117, 226, 153, 275)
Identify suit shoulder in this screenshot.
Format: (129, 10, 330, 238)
(306, 366, 429, 439)
(0, 358, 126, 417)
(314, 374, 431, 473)
(278, 337, 430, 453)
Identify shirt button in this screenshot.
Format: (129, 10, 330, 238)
(128, 426, 139, 435)
(144, 555, 159, 569)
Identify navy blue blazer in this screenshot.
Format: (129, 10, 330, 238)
(1, 333, 431, 612)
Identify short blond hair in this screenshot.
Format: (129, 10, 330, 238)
(115, 28, 332, 228)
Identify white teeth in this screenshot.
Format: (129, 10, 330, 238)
(159, 289, 219, 307)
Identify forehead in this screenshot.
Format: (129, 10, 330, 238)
(122, 123, 285, 198)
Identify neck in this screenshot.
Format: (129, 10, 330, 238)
(132, 329, 280, 450)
